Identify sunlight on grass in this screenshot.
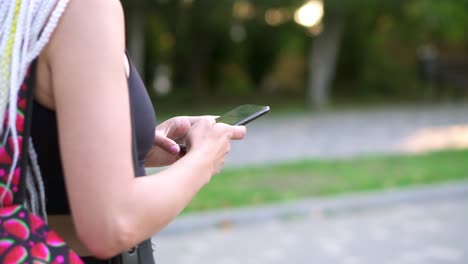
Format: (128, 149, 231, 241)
(402, 125, 468, 153)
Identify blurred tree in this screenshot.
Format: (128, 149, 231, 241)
(123, 0, 146, 74)
(305, 0, 403, 108)
(316, 0, 468, 104)
(308, 13, 344, 109)
(404, 0, 468, 45)
(121, 0, 468, 107)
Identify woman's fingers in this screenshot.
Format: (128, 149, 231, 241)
(154, 133, 180, 154)
(214, 123, 247, 140)
(161, 116, 216, 140)
(158, 116, 245, 155)
(175, 115, 217, 125)
(230, 125, 247, 140)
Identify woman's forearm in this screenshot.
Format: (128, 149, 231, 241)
(75, 151, 212, 258)
(132, 151, 211, 234)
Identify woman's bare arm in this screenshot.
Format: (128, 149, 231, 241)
(45, 0, 244, 259)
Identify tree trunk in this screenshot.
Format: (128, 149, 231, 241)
(128, 6, 145, 77)
(186, 2, 214, 100)
(308, 15, 345, 109)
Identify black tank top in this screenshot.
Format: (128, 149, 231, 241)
(31, 57, 156, 215)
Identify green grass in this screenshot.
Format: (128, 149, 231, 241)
(184, 149, 468, 213)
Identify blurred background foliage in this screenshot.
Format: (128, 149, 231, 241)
(121, 0, 468, 112)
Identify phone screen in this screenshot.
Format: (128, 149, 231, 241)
(216, 105, 270, 126)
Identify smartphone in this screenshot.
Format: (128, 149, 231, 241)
(178, 105, 270, 154)
(216, 104, 270, 126)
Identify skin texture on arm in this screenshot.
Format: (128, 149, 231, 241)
(44, 0, 245, 259)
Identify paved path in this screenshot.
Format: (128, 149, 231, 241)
(153, 104, 468, 263)
(154, 195, 468, 264)
(227, 103, 468, 166)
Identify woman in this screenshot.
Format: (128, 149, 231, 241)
(2, 0, 246, 263)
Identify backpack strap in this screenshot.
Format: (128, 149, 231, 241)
(0, 60, 37, 206)
(15, 60, 37, 204)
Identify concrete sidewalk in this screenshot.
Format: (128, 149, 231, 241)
(153, 182, 468, 264)
(156, 182, 468, 236)
(227, 103, 468, 166)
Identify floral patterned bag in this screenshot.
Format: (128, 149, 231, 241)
(0, 62, 83, 264)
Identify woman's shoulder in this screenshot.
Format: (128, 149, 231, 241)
(56, 0, 124, 29)
(45, 0, 125, 60)
(65, 0, 123, 17)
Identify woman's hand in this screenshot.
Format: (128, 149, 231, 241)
(185, 118, 246, 176)
(145, 116, 214, 167)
